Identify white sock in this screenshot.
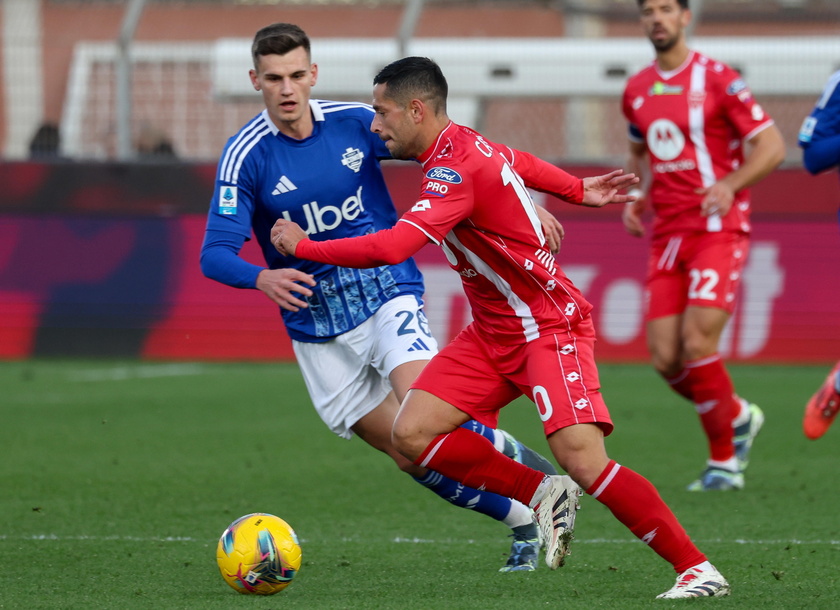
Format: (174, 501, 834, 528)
(731, 398, 750, 427)
(708, 457, 739, 472)
(486, 429, 507, 453)
(502, 500, 534, 529)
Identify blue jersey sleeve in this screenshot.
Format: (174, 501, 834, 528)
(200, 229, 263, 289)
(799, 71, 840, 175)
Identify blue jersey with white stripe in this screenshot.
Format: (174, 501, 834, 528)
(205, 99, 425, 342)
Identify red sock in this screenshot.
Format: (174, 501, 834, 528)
(416, 426, 545, 505)
(665, 355, 740, 462)
(587, 461, 705, 573)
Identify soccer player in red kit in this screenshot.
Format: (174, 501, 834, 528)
(273, 56, 731, 599)
(622, 0, 785, 491)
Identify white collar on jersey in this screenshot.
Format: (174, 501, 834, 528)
(260, 100, 324, 137)
(655, 49, 696, 81)
(309, 99, 326, 122)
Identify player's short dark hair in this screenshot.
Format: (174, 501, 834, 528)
(373, 57, 448, 115)
(251, 23, 310, 69)
(637, 0, 688, 7)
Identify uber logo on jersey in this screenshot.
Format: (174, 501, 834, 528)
(425, 167, 462, 184)
(280, 185, 366, 234)
(646, 118, 685, 161)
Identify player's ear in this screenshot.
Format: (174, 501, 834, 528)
(409, 98, 425, 123)
(310, 62, 318, 87)
(249, 69, 261, 92)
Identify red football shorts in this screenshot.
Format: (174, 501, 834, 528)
(411, 316, 614, 438)
(645, 231, 749, 321)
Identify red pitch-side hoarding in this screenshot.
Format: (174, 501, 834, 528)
(0, 162, 837, 362)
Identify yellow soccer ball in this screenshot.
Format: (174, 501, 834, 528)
(216, 513, 302, 595)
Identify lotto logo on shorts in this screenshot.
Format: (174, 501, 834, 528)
(560, 344, 575, 355)
(565, 372, 580, 383)
(574, 398, 590, 410)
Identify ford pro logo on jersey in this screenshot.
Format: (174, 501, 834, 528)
(425, 167, 462, 184)
(280, 186, 366, 235)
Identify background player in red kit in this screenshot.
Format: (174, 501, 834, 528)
(273, 56, 731, 599)
(622, 0, 785, 491)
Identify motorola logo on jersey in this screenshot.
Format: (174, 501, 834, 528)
(425, 167, 462, 184)
(280, 185, 366, 235)
(646, 118, 685, 161)
(653, 158, 697, 174)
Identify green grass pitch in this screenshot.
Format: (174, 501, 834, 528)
(1, 360, 837, 608)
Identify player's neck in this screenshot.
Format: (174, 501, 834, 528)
(274, 112, 314, 141)
(417, 117, 453, 162)
(655, 42, 691, 73)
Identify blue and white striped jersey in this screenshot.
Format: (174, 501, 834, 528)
(204, 99, 425, 342)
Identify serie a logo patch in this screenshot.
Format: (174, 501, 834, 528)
(219, 186, 238, 215)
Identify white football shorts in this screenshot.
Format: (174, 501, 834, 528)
(292, 294, 439, 439)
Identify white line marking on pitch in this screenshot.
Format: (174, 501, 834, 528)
(65, 363, 207, 382)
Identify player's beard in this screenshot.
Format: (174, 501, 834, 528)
(650, 30, 680, 53)
(386, 140, 409, 160)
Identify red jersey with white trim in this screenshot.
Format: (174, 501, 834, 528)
(622, 50, 775, 237)
(400, 122, 592, 345)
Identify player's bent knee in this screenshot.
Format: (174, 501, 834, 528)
(390, 423, 425, 462)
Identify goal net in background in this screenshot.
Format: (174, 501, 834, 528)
(3, 0, 840, 163)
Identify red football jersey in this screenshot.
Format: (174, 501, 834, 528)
(400, 122, 593, 345)
(622, 50, 775, 236)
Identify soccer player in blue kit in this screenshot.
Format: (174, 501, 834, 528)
(200, 22, 568, 572)
(799, 69, 840, 440)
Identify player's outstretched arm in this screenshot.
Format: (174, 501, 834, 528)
(271, 219, 309, 257)
(271, 218, 429, 268)
(580, 169, 640, 207)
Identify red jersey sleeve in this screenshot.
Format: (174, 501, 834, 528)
(505, 147, 584, 203)
(295, 221, 429, 268)
(621, 77, 645, 142)
(716, 66, 775, 141)
(402, 163, 476, 244)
